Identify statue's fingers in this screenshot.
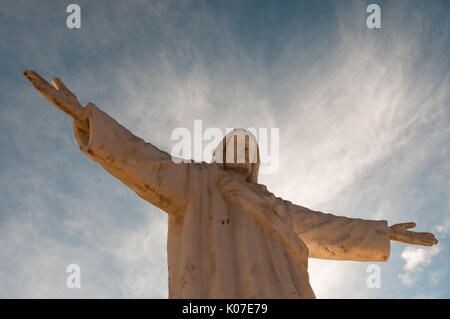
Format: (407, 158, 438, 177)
(414, 234, 438, 245)
(26, 76, 54, 97)
(52, 77, 73, 94)
(421, 239, 437, 245)
(405, 235, 432, 246)
(415, 232, 438, 241)
(395, 231, 437, 246)
(418, 234, 438, 244)
(24, 70, 43, 82)
(24, 70, 57, 95)
(24, 70, 43, 87)
(416, 232, 437, 239)
(417, 233, 437, 240)
(52, 77, 80, 102)
(25, 70, 52, 88)
(406, 238, 428, 246)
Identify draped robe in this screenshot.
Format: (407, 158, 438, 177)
(73, 103, 391, 298)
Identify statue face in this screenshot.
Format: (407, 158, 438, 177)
(212, 128, 260, 183)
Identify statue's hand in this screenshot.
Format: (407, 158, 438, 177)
(389, 222, 438, 246)
(23, 70, 85, 120)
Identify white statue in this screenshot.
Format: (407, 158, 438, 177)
(24, 70, 438, 298)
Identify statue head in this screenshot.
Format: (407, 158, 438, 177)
(212, 129, 260, 184)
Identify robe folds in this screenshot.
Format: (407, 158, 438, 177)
(73, 103, 391, 299)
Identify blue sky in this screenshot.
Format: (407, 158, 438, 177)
(0, 0, 449, 298)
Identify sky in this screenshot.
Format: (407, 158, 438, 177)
(0, 0, 449, 298)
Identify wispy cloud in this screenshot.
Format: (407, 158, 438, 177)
(0, 0, 448, 298)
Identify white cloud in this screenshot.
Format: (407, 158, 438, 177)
(398, 246, 440, 286)
(401, 246, 440, 272)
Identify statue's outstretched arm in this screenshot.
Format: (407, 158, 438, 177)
(287, 203, 438, 262)
(23, 70, 204, 217)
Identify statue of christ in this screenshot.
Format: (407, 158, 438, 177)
(23, 70, 438, 298)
